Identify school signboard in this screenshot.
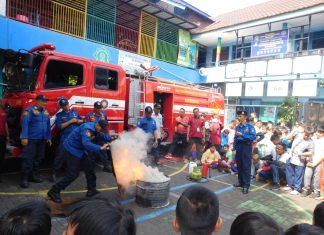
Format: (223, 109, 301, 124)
(251, 29, 289, 57)
(177, 29, 197, 69)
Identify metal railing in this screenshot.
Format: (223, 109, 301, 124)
(200, 48, 324, 68)
(6, 0, 53, 28)
(52, 2, 86, 38)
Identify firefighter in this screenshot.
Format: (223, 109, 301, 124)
(137, 106, 158, 162)
(85, 101, 111, 172)
(233, 110, 256, 194)
(85, 101, 107, 122)
(50, 97, 83, 182)
(47, 120, 111, 203)
(20, 94, 52, 188)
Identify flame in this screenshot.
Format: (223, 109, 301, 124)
(132, 165, 145, 181)
(113, 147, 145, 181)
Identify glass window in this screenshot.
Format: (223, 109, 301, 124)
(95, 67, 118, 91)
(232, 44, 251, 59)
(44, 60, 83, 89)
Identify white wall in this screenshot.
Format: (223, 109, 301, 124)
(0, 0, 6, 16)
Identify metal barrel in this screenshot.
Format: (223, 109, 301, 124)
(135, 178, 170, 208)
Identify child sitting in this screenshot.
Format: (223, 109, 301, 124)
(218, 150, 233, 174)
(255, 155, 273, 182)
(223, 144, 237, 173)
(201, 145, 220, 168)
(251, 148, 261, 178)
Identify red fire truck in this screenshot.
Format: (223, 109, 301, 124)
(1, 44, 224, 157)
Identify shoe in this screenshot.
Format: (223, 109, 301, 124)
(270, 183, 280, 190)
(242, 188, 249, 194)
(47, 185, 62, 203)
(49, 171, 57, 183)
(28, 172, 43, 183)
(86, 189, 100, 197)
(20, 173, 29, 188)
(290, 190, 300, 195)
(233, 183, 243, 188)
(310, 191, 321, 198)
(301, 190, 310, 197)
(281, 186, 292, 191)
(103, 165, 113, 173)
(164, 154, 173, 159)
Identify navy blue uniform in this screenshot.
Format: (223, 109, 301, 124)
(137, 117, 157, 137)
(234, 122, 256, 189)
(20, 106, 51, 173)
(57, 122, 112, 190)
(85, 111, 109, 166)
(53, 109, 82, 171)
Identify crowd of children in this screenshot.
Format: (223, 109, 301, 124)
(1, 186, 323, 235)
(187, 113, 324, 200)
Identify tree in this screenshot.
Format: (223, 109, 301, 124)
(277, 97, 300, 124)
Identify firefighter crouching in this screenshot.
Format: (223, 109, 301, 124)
(50, 97, 83, 182)
(47, 120, 111, 203)
(20, 95, 52, 188)
(85, 101, 112, 172)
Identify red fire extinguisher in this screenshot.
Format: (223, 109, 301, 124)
(202, 163, 209, 178)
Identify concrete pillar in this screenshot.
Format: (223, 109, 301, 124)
(0, 0, 6, 16)
(215, 37, 222, 66)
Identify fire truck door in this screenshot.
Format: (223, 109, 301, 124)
(40, 58, 90, 118)
(154, 92, 173, 137)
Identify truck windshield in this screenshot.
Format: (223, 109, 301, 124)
(2, 52, 43, 92)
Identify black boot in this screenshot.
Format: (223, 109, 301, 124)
(28, 171, 43, 183)
(49, 170, 57, 183)
(47, 185, 62, 203)
(20, 173, 29, 188)
(86, 188, 100, 197)
(103, 164, 113, 173)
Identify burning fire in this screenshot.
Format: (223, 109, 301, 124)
(111, 129, 168, 194)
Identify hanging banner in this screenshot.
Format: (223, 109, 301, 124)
(118, 50, 151, 75)
(292, 79, 318, 97)
(225, 83, 242, 97)
(251, 29, 289, 57)
(267, 81, 289, 97)
(177, 29, 197, 69)
(245, 82, 264, 96)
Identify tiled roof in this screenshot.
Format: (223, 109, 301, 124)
(193, 0, 324, 34)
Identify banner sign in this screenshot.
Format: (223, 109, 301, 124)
(267, 81, 289, 97)
(118, 50, 151, 75)
(225, 83, 242, 96)
(260, 107, 276, 122)
(251, 29, 289, 57)
(292, 79, 318, 97)
(177, 29, 197, 69)
(245, 82, 264, 97)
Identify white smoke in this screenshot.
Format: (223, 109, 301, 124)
(110, 128, 169, 194)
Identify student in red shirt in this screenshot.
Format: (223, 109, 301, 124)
(165, 108, 189, 160)
(186, 108, 205, 164)
(0, 100, 9, 182)
(209, 115, 223, 151)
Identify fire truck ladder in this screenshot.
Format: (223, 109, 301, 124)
(128, 78, 146, 126)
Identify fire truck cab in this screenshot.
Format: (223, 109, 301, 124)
(1, 44, 224, 156)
